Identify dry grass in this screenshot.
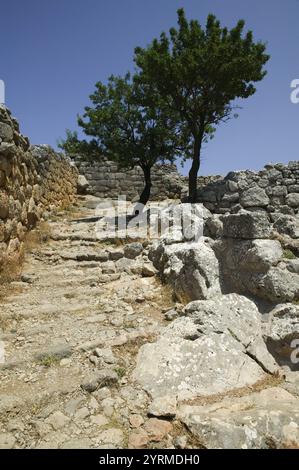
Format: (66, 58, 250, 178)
(0, 313, 10, 331)
(0, 251, 25, 302)
(0, 221, 52, 303)
(113, 333, 157, 358)
(281, 440, 299, 449)
(112, 333, 158, 376)
(23, 221, 52, 251)
(0, 252, 24, 284)
(181, 373, 284, 407)
(171, 420, 207, 449)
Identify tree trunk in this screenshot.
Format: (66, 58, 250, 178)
(188, 138, 201, 203)
(134, 165, 152, 215)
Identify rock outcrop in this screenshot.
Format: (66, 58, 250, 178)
(149, 238, 221, 303)
(178, 387, 299, 449)
(133, 294, 278, 400)
(214, 211, 299, 303)
(134, 199, 299, 448)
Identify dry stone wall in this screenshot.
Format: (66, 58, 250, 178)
(73, 155, 185, 200)
(0, 105, 78, 269)
(74, 154, 299, 216)
(196, 162, 299, 215)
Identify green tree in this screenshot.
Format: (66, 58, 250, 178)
(58, 129, 100, 158)
(60, 73, 180, 206)
(134, 9, 270, 202)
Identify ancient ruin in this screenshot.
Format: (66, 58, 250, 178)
(0, 107, 299, 449)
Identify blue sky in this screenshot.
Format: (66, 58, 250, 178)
(1, 0, 298, 176)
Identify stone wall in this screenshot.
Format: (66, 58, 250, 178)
(74, 154, 299, 216)
(196, 162, 299, 215)
(0, 105, 78, 270)
(73, 155, 185, 200)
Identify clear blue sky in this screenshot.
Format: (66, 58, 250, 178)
(1, 0, 298, 176)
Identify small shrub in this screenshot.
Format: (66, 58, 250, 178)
(282, 249, 296, 260)
(114, 367, 126, 379)
(38, 355, 59, 367)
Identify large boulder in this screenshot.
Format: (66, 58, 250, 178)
(272, 214, 299, 239)
(245, 239, 283, 269)
(133, 294, 278, 400)
(214, 237, 299, 303)
(265, 303, 299, 370)
(154, 202, 210, 243)
(216, 239, 282, 273)
(260, 268, 299, 303)
(286, 193, 299, 208)
(149, 238, 221, 302)
(178, 387, 299, 449)
(204, 214, 223, 239)
(240, 186, 270, 208)
(0, 122, 14, 143)
(77, 174, 89, 194)
(222, 211, 272, 239)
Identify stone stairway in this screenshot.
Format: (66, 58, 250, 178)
(0, 196, 178, 449)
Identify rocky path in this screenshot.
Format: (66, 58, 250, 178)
(0, 196, 183, 449)
(1, 196, 299, 449)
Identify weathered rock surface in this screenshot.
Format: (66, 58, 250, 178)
(1, 139, 299, 451)
(148, 396, 177, 419)
(178, 387, 299, 449)
(214, 225, 299, 303)
(149, 238, 221, 302)
(222, 211, 272, 239)
(272, 214, 299, 239)
(240, 186, 270, 208)
(133, 294, 277, 400)
(124, 242, 143, 259)
(77, 174, 89, 194)
(265, 304, 299, 370)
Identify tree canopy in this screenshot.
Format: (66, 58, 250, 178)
(134, 8, 270, 201)
(61, 8, 269, 205)
(60, 73, 181, 205)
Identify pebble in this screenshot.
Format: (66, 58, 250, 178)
(81, 369, 118, 393)
(92, 387, 111, 400)
(129, 414, 144, 428)
(90, 414, 109, 427)
(98, 428, 124, 446)
(128, 429, 149, 448)
(46, 411, 70, 431)
(60, 358, 71, 366)
(164, 309, 179, 321)
(74, 407, 90, 420)
(174, 435, 188, 449)
(142, 264, 156, 277)
(148, 396, 177, 419)
(143, 418, 173, 442)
